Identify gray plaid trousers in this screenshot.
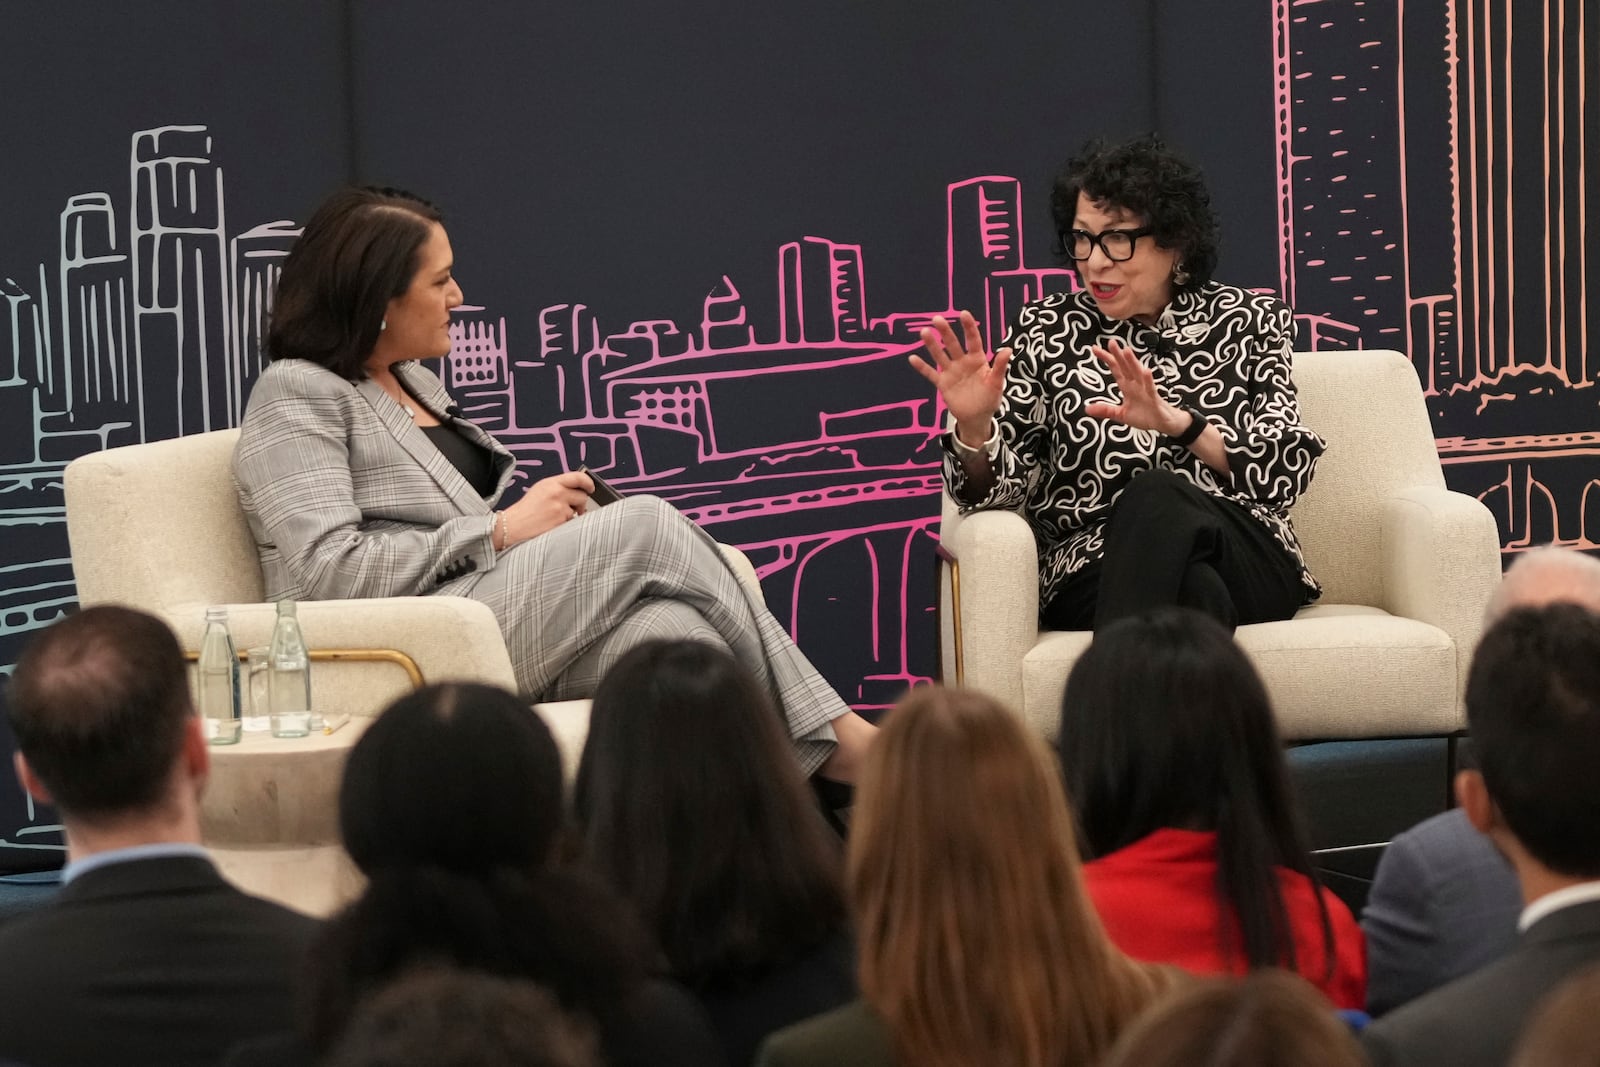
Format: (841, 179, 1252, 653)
(460, 495, 845, 774)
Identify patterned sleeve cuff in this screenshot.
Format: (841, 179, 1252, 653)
(943, 417, 1001, 461)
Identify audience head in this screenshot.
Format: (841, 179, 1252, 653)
(1460, 603, 1600, 880)
(574, 639, 843, 988)
(313, 683, 654, 1053)
(340, 682, 564, 880)
(851, 684, 1163, 1067)
(1486, 545, 1600, 621)
(322, 967, 600, 1067)
(1057, 607, 1326, 973)
(1511, 959, 1600, 1067)
(1103, 970, 1368, 1067)
(1050, 133, 1217, 294)
(7, 605, 199, 823)
(267, 185, 444, 379)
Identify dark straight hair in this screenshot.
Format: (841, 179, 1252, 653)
(1056, 608, 1333, 976)
(574, 640, 845, 990)
(311, 682, 654, 1050)
(339, 682, 565, 880)
(266, 185, 443, 379)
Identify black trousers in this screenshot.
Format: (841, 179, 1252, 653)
(1041, 469, 1308, 632)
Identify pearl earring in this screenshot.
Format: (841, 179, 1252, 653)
(380, 318, 388, 331)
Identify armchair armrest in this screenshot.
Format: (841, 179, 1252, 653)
(1379, 485, 1503, 697)
(939, 508, 1041, 715)
(166, 595, 518, 718)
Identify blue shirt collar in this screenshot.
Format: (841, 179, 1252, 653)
(62, 842, 212, 885)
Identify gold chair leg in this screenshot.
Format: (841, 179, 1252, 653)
(934, 543, 965, 687)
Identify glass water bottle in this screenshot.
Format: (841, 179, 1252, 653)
(268, 600, 315, 735)
(197, 606, 242, 745)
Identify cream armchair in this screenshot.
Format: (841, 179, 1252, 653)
(64, 428, 764, 913)
(938, 349, 1503, 744)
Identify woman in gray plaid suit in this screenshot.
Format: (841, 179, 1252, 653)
(233, 186, 876, 780)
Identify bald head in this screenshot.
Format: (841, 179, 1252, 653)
(1486, 547, 1600, 623)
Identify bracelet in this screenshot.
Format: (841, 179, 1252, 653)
(494, 510, 507, 551)
(1166, 406, 1208, 448)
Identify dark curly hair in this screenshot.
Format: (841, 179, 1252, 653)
(1049, 135, 1217, 293)
(266, 185, 442, 380)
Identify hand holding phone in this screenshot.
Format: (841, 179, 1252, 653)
(579, 465, 624, 508)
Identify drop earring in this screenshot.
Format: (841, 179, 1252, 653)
(1173, 263, 1191, 286)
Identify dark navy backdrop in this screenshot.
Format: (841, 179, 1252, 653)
(1, 0, 1592, 869)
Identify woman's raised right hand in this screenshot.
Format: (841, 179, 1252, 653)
(500, 470, 595, 546)
(908, 310, 1010, 447)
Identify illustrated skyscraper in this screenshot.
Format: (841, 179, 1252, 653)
(0, 279, 43, 465)
(1273, 0, 1406, 353)
(130, 125, 230, 440)
(228, 220, 299, 421)
(947, 178, 1024, 351)
(58, 193, 135, 413)
(779, 237, 867, 345)
(1451, 0, 1593, 386)
(445, 306, 511, 429)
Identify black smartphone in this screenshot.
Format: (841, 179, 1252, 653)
(579, 465, 624, 507)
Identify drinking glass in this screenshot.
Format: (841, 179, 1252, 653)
(244, 647, 272, 733)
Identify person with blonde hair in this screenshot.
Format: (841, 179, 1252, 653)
(1102, 970, 1368, 1067)
(756, 685, 1174, 1067)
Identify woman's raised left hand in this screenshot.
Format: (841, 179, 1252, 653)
(1083, 338, 1189, 436)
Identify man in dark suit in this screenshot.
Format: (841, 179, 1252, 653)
(0, 605, 318, 1067)
(1362, 546, 1600, 1016)
(1363, 603, 1600, 1067)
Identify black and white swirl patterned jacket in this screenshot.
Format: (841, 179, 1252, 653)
(943, 280, 1326, 611)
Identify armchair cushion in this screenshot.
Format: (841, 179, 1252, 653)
(1020, 607, 1457, 742)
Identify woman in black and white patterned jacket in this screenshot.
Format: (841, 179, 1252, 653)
(910, 135, 1325, 631)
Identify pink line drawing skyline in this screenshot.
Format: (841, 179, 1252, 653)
(0, 130, 1083, 718)
(438, 174, 1081, 709)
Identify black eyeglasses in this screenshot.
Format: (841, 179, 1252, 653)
(1062, 226, 1156, 263)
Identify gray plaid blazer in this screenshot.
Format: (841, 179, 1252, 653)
(233, 358, 515, 601)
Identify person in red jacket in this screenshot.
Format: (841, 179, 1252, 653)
(1055, 607, 1366, 1008)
